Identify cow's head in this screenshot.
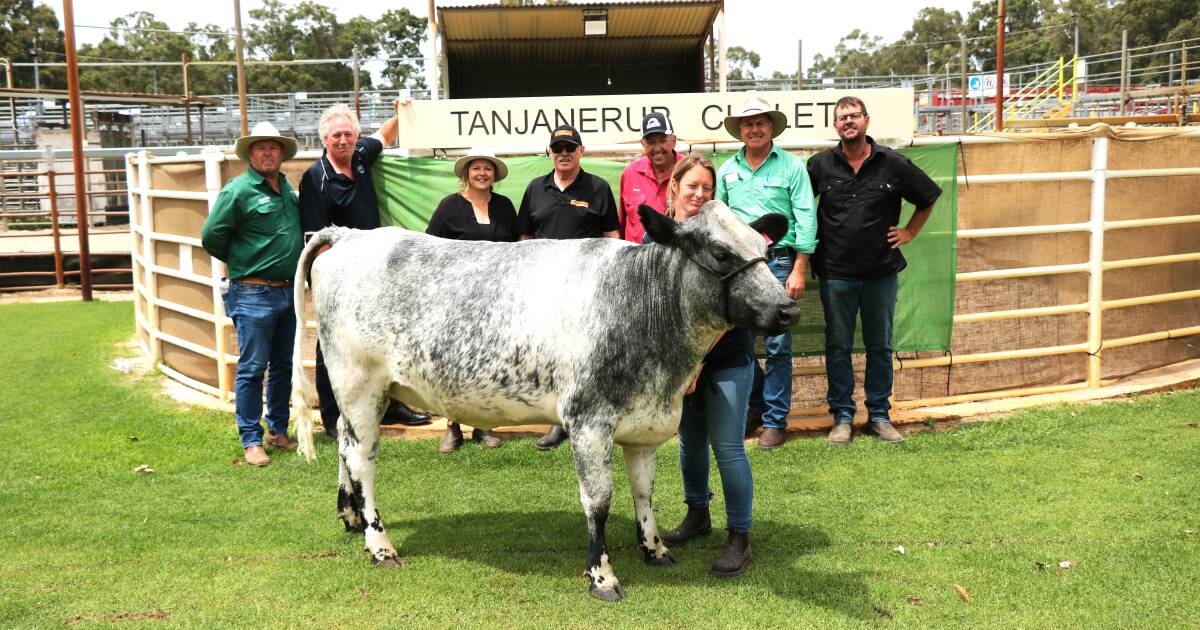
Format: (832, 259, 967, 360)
(641, 201, 801, 334)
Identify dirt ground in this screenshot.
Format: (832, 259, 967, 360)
(0, 226, 131, 254)
(0, 288, 132, 305)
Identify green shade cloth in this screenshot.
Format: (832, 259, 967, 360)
(373, 144, 958, 355)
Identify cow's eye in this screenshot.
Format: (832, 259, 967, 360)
(712, 249, 730, 263)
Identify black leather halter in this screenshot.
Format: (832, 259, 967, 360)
(687, 253, 768, 323)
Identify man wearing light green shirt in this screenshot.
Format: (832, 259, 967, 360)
(716, 95, 817, 450)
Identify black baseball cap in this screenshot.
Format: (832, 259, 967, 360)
(640, 112, 674, 138)
(549, 124, 582, 147)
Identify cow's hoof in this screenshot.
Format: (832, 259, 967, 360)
(589, 583, 626, 602)
(372, 556, 404, 569)
(338, 511, 366, 533)
(646, 550, 677, 568)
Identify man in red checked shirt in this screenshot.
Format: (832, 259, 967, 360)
(618, 112, 684, 243)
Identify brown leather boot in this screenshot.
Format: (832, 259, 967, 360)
(472, 428, 502, 448)
(439, 422, 464, 453)
(756, 427, 786, 449)
(871, 420, 905, 443)
(243, 445, 270, 467)
(827, 422, 853, 445)
(265, 433, 298, 450)
(536, 425, 568, 450)
(710, 528, 752, 577)
(663, 501, 712, 545)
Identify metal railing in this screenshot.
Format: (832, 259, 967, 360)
(0, 151, 132, 291)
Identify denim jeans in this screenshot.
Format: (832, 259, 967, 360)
(678, 362, 755, 533)
(223, 282, 296, 448)
(749, 252, 795, 430)
(819, 273, 899, 422)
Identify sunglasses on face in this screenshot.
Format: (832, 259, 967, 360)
(550, 144, 579, 154)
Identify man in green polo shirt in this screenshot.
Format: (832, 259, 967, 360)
(201, 121, 303, 467)
(715, 95, 817, 450)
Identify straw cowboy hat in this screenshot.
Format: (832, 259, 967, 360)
(234, 121, 298, 162)
(453, 146, 509, 181)
(723, 94, 788, 140)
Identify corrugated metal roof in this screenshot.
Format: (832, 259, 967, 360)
(438, 1, 719, 44)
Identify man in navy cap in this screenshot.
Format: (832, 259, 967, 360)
(618, 111, 683, 243)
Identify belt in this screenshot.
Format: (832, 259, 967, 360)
(234, 276, 292, 287)
(765, 246, 793, 260)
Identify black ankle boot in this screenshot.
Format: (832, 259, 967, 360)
(663, 501, 712, 545)
(710, 528, 751, 577)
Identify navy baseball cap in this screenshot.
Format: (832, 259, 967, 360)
(640, 112, 674, 138)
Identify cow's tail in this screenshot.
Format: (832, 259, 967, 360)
(291, 227, 351, 462)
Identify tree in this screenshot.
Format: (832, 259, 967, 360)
(378, 8, 427, 90)
(0, 0, 67, 89)
(877, 8, 965, 77)
(808, 30, 885, 79)
(182, 23, 238, 96)
(246, 0, 376, 93)
(726, 45, 761, 81)
(77, 12, 194, 94)
(964, 0, 1069, 71)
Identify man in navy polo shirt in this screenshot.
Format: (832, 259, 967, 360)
(298, 100, 432, 439)
(517, 124, 620, 449)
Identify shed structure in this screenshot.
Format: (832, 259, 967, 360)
(437, 1, 721, 99)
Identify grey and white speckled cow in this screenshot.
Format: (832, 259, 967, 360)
(289, 202, 798, 601)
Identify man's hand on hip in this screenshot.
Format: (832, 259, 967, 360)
(888, 225, 916, 249)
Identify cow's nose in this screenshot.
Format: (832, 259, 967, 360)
(776, 305, 801, 329)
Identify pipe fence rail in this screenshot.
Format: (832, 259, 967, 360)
(0, 152, 132, 291)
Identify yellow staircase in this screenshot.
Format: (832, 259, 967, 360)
(968, 56, 1080, 132)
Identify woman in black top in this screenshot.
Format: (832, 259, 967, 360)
(427, 148, 517, 452)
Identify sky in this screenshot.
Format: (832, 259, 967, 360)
(45, 0, 979, 78)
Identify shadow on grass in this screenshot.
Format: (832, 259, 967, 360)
(377, 509, 872, 620)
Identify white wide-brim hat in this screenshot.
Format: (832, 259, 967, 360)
(234, 121, 298, 163)
(454, 147, 509, 182)
(723, 94, 788, 141)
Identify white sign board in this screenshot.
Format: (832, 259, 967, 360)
(967, 73, 1012, 98)
(392, 88, 914, 150)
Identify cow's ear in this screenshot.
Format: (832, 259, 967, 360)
(640, 204, 679, 245)
(748, 212, 788, 245)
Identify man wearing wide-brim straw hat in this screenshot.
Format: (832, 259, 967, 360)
(714, 94, 817, 451)
(201, 121, 303, 467)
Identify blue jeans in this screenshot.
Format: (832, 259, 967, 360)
(678, 362, 755, 533)
(819, 273, 899, 422)
(223, 282, 296, 448)
(750, 252, 795, 430)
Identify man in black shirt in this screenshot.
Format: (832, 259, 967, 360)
(517, 124, 620, 449)
(806, 96, 942, 445)
(298, 101, 432, 438)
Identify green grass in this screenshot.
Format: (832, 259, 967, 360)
(1, 300, 1198, 628)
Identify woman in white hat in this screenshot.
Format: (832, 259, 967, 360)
(426, 147, 516, 452)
